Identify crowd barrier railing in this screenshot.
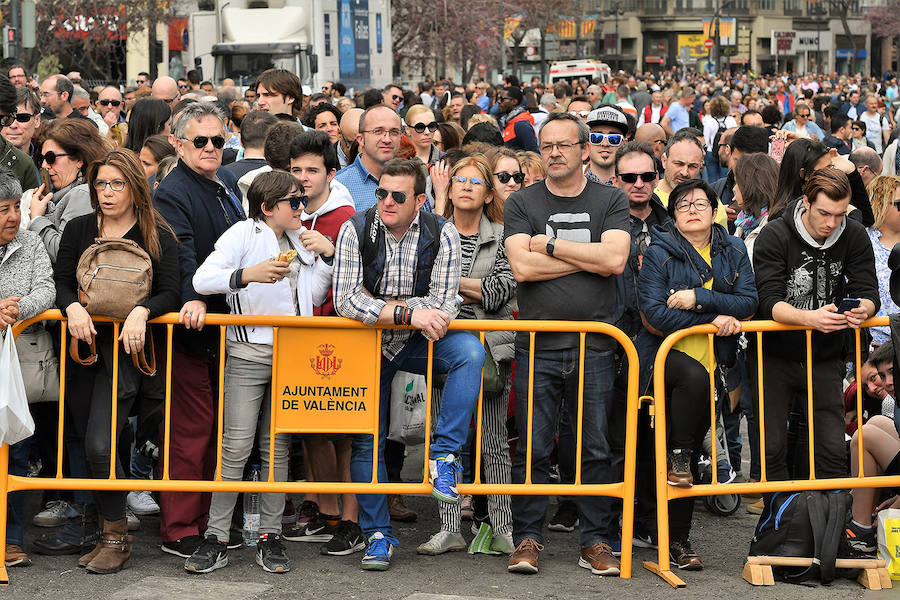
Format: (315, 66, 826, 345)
(643, 317, 894, 590)
(0, 310, 642, 584)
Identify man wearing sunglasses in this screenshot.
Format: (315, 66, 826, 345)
(0, 76, 40, 191)
(497, 86, 538, 153)
(96, 86, 125, 127)
(585, 105, 629, 186)
(382, 84, 403, 113)
(334, 158, 483, 571)
(153, 101, 246, 560)
(2, 87, 41, 174)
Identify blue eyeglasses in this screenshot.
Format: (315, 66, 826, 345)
(453, 175, 485, 185)
(589, 132, 623, 146)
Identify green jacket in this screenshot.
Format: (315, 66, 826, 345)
(0, 136, 38, 191)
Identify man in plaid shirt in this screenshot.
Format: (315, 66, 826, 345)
(333, 158, 485, 571)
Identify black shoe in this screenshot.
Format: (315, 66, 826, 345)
(161, 534, 204, 558)
(184, 535, 228, 573)
(321, 520, 366, 556)
(257, 534, 292, 573)
(670, 538, 703, 570)
(548, 500, 579, 532)
(32, 503, 99, 556)
(283, 514, 338, 542)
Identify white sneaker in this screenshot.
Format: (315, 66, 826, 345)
(33, 500, 76, 527)
(491, 532, 516, 554)
(126, 508, 141, 531)
(416, 530, 467, 555)
(127, 490, 160, 516)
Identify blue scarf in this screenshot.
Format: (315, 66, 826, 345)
(734, 206, 768, 235)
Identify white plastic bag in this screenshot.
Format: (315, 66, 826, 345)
(0, 324, 35, 445)
(387, 371, 426, 445)
(877, 507, 900, 580)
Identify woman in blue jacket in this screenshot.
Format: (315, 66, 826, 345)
(638, 178, 757, 571)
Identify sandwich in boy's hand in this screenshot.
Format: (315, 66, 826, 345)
(271, 249, 298, 263)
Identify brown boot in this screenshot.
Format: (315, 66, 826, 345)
(78, 518, 104, 568)
(85, 518, 133, 574)
(388, 495, 417, 522)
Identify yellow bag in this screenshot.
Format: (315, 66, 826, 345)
(877, 508, 900, 579)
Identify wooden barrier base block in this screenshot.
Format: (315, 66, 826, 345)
(741, 562, 775, 586)
(858, 567, 892, 590)
(643, 561, 687, 588)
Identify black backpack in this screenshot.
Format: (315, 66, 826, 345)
(748, 490, 852, 585)
(711, 118, 728, 156)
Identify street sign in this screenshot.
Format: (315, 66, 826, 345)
(703, 38, 714, 50)
(477, 63, 487, 72)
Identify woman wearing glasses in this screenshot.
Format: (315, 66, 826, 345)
(190, 170, 333, 574)
(416, 154, 516, 557)
(26, 118, 110, 261)
(404, 105, 440, 165)
(486, 147, 524, 207)
(638, 179, 757, 571)
(54, 149, 179, 573)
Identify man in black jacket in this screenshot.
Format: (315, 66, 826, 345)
(752, 167, 878, 482)
(153, 101, 245, 559)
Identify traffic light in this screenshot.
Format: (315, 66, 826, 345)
(3, 27, 16, 61)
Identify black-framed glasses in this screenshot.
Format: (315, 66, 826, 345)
(616, 171, 657, 184)
(391, 94, 402, 101)
(494, 171, 525, 184)
(796, 112, 810, 118)
(98, 99, 122, 107)
(497, 96, 513, 102)
(674, 198, 711, 212)
(41, 151, 69, 165)
(93, 179, 127, 191)
(589, 132, 623, 146)
(453, 175, 485, 186)
(276, 195, 308, 210)
(375, 187, 408, 204)
(411, 121, 438, 134)
(182, 135, 226, 149)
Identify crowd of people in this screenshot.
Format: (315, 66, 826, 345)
(2, 62, 900, 581)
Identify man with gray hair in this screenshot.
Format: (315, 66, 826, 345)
(72, 86, 106, 134)
(849, 147, 882, 188)
(97, 86, 125, 127)
(153, 102, 245, 560)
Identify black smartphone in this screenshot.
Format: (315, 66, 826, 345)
(836, 298, 861, 313)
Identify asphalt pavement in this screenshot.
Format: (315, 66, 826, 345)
(5, 444, 895, 600)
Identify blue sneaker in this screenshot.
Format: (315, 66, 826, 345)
(717, 461, 737, 484)
(429, 454, 462, 504)
(360, 532, 395, 571)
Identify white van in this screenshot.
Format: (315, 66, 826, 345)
(548, 60, 611, 85)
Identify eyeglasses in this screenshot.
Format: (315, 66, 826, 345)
(589, 132, 623, 146)
(569, 110, 590, 119)
(136, 79, 146, 85)
(411, 121, 438, 134)
(616, 171, 657, 184)
(390, 94, 402, 102)
(796, 113, 810, 118)
(93, 179, 127, 191)
(41, 151, 70, 165)
(98, 99, 122, 107)
(375, 187, 408, 204)
(674, 198, 711, 212)
(498, 96, 513, 102)
(182, 135, 226, 149)
(363, 128, 402, 138)
(276, 195, 309, 210)
(539, 141, 580, 154)
(494, 171, 525, 184)
(453, 175, 485, 185)
(0, 113, 31, 127)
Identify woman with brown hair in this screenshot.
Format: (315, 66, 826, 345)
(53, 148, 180, 574)
(486, 146, 524, 208)
(434, 122, 465, 153)
(732, 153, 779, 261)
(26, 118, 111, 262)
(416, 154, 516, 556)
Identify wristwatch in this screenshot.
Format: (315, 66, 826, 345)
(546, 236, 556, 257)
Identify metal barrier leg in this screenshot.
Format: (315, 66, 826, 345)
(0, 442, 9, 585)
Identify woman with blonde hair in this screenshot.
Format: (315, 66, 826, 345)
(517, 151, 546, 187)
(404, 104, 441, 164)
(416, 153, 516, 556)
(866, 174, 900, 344)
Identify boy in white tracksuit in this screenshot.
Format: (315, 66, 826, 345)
(189, 170, 333, 574)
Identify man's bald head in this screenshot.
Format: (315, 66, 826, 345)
(850, 146, 883, 186)
(151, 76, 179, 104)
(340, 107, 364, 141)
(634, 123, 667, 157)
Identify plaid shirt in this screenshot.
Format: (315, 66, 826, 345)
(333, 211, 461, 360)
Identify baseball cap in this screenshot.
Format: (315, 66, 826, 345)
(586, 104, 628, 135)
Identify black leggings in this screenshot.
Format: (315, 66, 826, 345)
(83, 330, 163, 522)
(664, 349, 712, 541)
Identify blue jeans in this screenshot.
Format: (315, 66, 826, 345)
(351, 330, 485, 539)
(7, 437, 31, 546)
(511, 347, 616, 548)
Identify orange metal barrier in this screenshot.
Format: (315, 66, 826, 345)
(0, 310, 642, 584)
(643, 317, 893, 589)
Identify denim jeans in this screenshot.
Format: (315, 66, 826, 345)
(511, 347, 616, 548)
(6, 436, 31, 546)
(351, 330, 484, 539)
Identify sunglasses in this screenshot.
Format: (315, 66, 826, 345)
(375, 187, 408, 204)
(179, 84, 190, 89)
(41, 151, 70, 165)
(569, 110, 590, 119)
(182, 135, 226, 149)
(589, 132, 623, 146)
(453, 175, 485, 185)
(494, 171, 525, 184)
(796, 113, 810, 118)
(276, 195, 309, 210)
(98, 99, 122, 107)
(0, 112, 32, 126)
(391, 94, 402, 101)
(411, 121, 438, 134)
(616, 171, 657, 184)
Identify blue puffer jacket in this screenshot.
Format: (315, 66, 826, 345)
(638, 220, 758, 367)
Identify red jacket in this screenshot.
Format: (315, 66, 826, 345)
(643, 103, 667, 124)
